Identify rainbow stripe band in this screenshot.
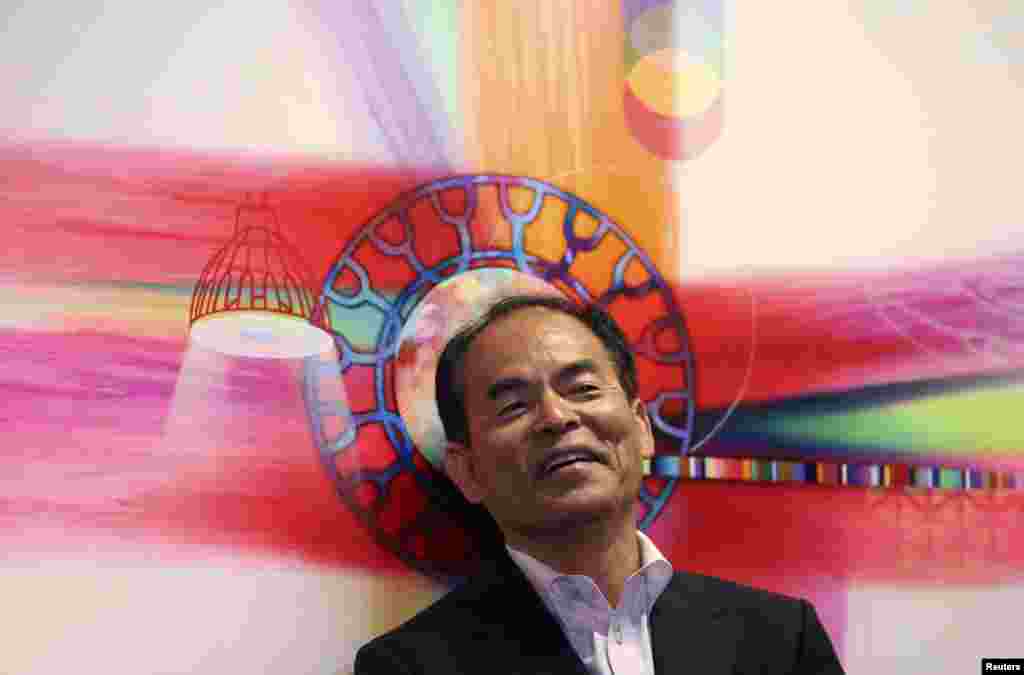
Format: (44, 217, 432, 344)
(651, 456, 1024, 490)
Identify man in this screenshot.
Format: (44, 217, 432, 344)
(355, 294, 844, 674)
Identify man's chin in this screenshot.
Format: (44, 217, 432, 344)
(493, 479, 638, 536)
(536, 488, 628, 523)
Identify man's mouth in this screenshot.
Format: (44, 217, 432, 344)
(537, 448, 601, 478)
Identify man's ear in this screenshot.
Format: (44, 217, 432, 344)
(443, 441, 487, 504)
(633, 398, 656, 460)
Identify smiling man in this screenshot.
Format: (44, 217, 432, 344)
(355, 295, 844, 675)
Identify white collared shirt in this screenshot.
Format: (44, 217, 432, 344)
(506, 531, 673, 675)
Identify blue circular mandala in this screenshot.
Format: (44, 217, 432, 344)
(304, 174, 696, 579)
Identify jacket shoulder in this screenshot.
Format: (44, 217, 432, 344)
(673, 570, 805, 610)
(379, 575, 491, 634)
(660, 571, 844, 674)
(354, 574, 509, 674)
(662, 569, 816, 632)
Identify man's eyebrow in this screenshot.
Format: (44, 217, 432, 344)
(556, 359, 601, 383)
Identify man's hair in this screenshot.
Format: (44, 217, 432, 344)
(435, 294, 638, 446)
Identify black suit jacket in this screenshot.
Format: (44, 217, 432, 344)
(355, 551, 844, 674)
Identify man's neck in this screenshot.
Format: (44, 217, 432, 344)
(505, 513, 641, 608)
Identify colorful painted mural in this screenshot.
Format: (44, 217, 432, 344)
(1, 1, 1022, 673)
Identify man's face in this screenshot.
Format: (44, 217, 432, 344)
(444, 307, 654, 538)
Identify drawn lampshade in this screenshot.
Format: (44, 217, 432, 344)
(189, 196, 333, 359)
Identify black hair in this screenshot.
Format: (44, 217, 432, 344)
(435, 294, 638, 446)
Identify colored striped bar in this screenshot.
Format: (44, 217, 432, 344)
(668, 455, 1023, 491)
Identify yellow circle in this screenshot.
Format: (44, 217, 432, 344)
(627, 47, 721, 119)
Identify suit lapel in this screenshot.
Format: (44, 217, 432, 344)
(650, 572, 740, 675)
(469, 553, 590, 675)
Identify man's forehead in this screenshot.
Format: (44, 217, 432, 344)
(477, 306, 594, 346)
(465, 307, 612, 376)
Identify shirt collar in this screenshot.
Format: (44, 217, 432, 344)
(506, 530, 673, 607)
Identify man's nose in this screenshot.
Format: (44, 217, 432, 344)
(534, 388, 580, 435)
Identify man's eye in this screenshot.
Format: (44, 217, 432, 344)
(571, 384, 600, 397)
(498, 401, 525, 417)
